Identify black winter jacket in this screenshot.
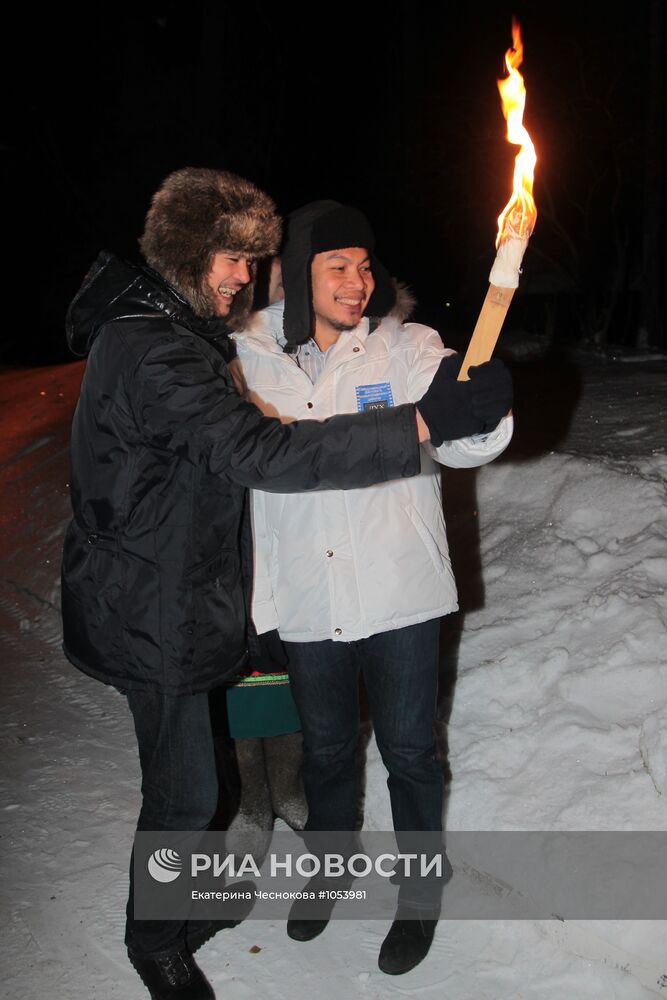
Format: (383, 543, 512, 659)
(61, 252, 420, 694)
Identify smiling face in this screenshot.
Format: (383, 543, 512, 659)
(203, 251, 254, 316)
(310, 247, 375, 346)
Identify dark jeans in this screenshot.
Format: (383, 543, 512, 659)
(284, 619, 443, 834)
(125, 689, 219, 956)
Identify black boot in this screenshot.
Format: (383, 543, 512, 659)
(378, 914, 438, 975)
(286, 872, 350, 942)
(185, 918, 238, 954)
(286, 879, 331, 942)
(185, 878, 257, 952)
(286, 915, 330, 942)
(128, 945, 215, 999)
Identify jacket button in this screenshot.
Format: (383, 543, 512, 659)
(87, 533, 99, 545)
(334, 628, 342, 636)
(352, 347, 360, 353)
(326, 549, 334, 558)
(307, 402, 313, 409)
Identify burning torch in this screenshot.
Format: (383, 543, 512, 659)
(458, 19, 537, 381)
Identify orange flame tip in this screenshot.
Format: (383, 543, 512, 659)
(496, 19, 537, 248)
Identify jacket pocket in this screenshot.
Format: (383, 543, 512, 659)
(188, 549, 247, 669)
(61, 523, 125, 666)
(404, 504, 447, 577)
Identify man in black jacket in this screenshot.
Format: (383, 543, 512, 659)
(62, 167, 511, 1000)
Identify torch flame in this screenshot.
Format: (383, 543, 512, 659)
(496, 19, 537, 248)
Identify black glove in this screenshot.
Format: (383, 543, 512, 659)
(417, 354, 512, 446)
(467, 358, 513, 432)
(247, 628, 289, 672)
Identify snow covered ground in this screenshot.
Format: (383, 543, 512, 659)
(2, 342, 667, 999)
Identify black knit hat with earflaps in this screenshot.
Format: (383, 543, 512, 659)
(280, 200, 396, 348)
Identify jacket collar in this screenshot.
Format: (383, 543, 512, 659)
(235, 299, 371, 358)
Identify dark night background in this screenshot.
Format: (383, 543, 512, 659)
(3, 0, 664, 365)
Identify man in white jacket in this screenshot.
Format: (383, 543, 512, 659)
(233, 201, 513, 974)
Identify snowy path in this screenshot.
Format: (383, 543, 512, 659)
(1, 352, 666, 999)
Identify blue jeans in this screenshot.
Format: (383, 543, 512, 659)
(284, 619, 443, 834)
(125, 690, 219, 955)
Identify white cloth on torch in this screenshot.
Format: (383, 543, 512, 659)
(489, 235, 529, 289)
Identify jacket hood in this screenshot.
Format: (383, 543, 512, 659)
(138, 167, 282, 329)
(66, 251, 235, 358)
(281, 200, 397, 348)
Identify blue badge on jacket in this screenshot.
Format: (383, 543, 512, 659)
(355, 382, 394, 412)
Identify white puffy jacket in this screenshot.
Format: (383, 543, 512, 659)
(233, 301, 513, 642)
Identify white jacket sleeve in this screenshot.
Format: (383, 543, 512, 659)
(250, 489, 280, 635)
(422, 414, 513, 468)
(405, 322, 514, 469)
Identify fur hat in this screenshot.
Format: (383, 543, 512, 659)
(139, 167, 282, 326)
(281, 200, 396, 347)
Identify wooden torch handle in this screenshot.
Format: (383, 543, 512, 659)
(457, 284, 515, 381)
